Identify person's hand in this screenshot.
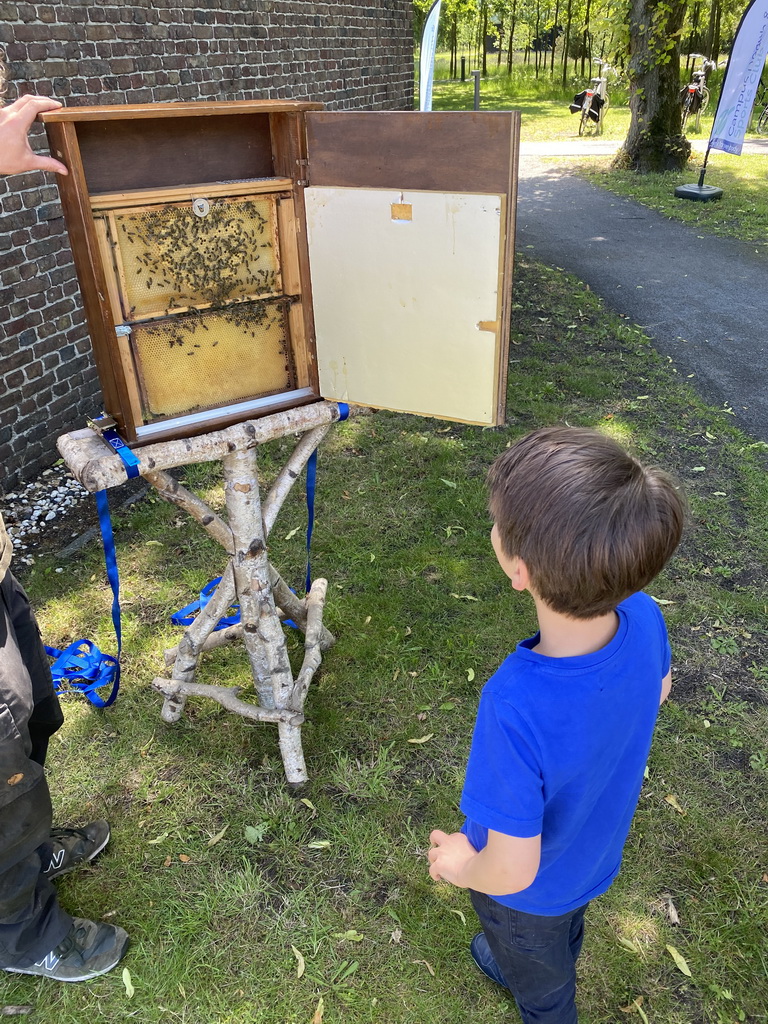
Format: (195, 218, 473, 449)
(427, 829, 477, 887)
(0, 94, 68, 175)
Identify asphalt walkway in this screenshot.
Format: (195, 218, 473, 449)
(515, 142, 767, 439)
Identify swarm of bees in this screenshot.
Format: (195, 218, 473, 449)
(117, 197, 280, 313)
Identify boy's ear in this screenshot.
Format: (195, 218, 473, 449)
(510, 557, 531, 593)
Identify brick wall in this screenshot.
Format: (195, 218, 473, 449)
(0, 1, 414, 489)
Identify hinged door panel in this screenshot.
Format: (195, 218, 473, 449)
(305, 111, 520, 425)
(305, 187, 504, 424)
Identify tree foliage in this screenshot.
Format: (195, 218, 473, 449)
(414, 0, 747, 171)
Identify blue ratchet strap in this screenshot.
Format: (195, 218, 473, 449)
(304, 403, 349, 594)
(45, 639, 119, 703)
(170, 576, 241, 631)
(48, 422, 140, 707)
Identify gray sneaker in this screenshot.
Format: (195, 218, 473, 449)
(42, 821, 111, 880)
(3, 918, 129, 982)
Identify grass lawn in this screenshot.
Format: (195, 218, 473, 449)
(578, 153, 768, 252)
(429, 61, 768, 249)
(3, 254, 767, 1023)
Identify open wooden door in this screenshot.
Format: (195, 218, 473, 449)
(304, 111, 520, 426)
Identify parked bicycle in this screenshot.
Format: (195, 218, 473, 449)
(754, 74, 768, 134)
(569, 60, 614, 136)
(680, 53, 716, 132)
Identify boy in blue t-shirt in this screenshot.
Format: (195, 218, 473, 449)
(428, 426, 685, 1024)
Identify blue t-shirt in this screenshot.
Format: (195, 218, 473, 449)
(460, 591, 671, 915)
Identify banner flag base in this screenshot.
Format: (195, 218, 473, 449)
(674, 183, 723, 202)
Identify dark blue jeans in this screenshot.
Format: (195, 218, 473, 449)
(470, 889, 589, 1024)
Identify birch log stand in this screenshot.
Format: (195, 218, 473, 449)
(57, 400, 349, 785)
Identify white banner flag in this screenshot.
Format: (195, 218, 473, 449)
(419, 0, 442, 112)
(709, 0, 768, 155)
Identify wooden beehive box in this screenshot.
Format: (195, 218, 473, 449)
(42, 102, 520, 444)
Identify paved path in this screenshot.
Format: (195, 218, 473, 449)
(515, 144, 767, 438)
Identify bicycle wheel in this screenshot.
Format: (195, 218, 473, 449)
(597, 93, 608, 134)
(681, 94, 692, 133)
(694, 87, 709, 131)
(757, 105, 768, 135)
(579, 98, 590, 136)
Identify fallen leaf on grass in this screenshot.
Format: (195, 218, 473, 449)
(332, 930, 364, 942)
(408, 734, 434, 744)
(412, 959, 435, 976)
(666, 944, 692, 976)
(291, 944, 306, 979)
(308, 840, 331, 850)
(664, 895, 680, 925)
(664, 794, 686, 816)
(390, 928, 403, 944)
(122, 967, 135, 998)
(450, 593, 479, 601)
(207, 825, 229, 847)
(448, 908, 467, 925)
(617, 936, 640, 954)
(466, 668, 475, 682)
(311, 995, 324, 1023)
(163, 856, 172, 867)
(178, 854, 191, 863)
(300, 798, 317, 813)
(620, 996, 649, 1023)
(145, 540, 163, 547)
(762, 873, 768, 883)
(244, 824, 268, 845)
(284, 527, 300, 540)
(440, 479, 457, 489)
(0, 1009, 33, 1017)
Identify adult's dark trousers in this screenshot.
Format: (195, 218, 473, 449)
(470, 889, 589, 1024)
(0, 570, 71, 967)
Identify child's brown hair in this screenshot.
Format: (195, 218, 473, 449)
(488, 426, 685, 619)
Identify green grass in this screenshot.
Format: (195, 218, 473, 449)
(578, 153, 768, 251)
(427, 60, 632, 141)
(426, 57, 767, 250)
(3, 255, 767, 1023)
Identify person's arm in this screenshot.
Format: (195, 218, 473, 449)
(660, 669, 672, 704)
(428, 827, 541, 896)
(0, 94, 68, 175)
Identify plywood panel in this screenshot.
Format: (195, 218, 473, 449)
(305, 188, 505, 425)
(306, 111, 517, 194)
(74, 115, 275, 194)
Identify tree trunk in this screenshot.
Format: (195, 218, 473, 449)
(561, 0, 572, 89)
(550, 0, 560, 76)
(615, 0, 691, 172)
(482, 3, 488, 75)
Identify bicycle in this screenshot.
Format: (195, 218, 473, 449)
(754, 74, 768, 134)
(680, 53, 716, 133)
(569, 60, 613, 136)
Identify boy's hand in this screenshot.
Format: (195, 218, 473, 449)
(0, 95, 69, 176)
(428, 829, 477, 887)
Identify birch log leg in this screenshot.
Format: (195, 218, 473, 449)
(269, 565, 335, 651)
(262, 424, 332, 537)
(288, 578, 328, 713)
(223, 449, 293, 711)
(143, 469, 234, 552)
(157, 563, 238, 723)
